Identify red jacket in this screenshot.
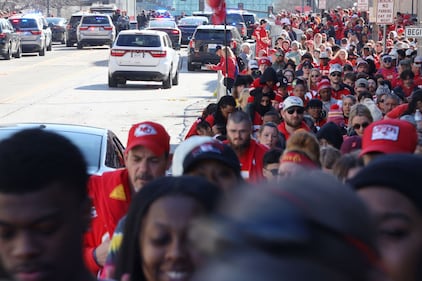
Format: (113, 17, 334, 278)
(83, 169, 132, 275)
(209, 56, 237, 79)
(224, 139, 268, 182)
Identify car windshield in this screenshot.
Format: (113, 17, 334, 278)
(149, 20, 176, 28)
(179, 17, 206, 25)
(194, 29, 232, 41)
(226, 14, 243, 24)
(242, 15, 256, 25)
(47, 18, 65, 24)
(9, 18, 38, 29)
(117, 34, 160, 47)
(82, 16, 109, 25)
(0, 129, 102, 174)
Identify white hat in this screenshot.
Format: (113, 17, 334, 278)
(172, 136, 214, 176)
(282, 96, 304, 111)
(329, 63, 342, 74)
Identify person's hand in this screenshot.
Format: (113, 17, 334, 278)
(103, 265, 131, 281)
(95, 238, 111, 266)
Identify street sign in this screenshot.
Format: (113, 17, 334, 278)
(376, 0, 394, 24)
(405, 26, 422, 38)
(357, 0, 368, 12)
(318, 0, 326, 10)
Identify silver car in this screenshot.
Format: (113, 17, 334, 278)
(0, 123, 126, 175)
(8, 14, 52, 56)
(76, 14, 116, 49)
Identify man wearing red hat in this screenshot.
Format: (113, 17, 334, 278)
(359, 119, 417, 165)
(83, 121, 171, 275)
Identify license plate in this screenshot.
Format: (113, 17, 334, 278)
(132, 51, 144, 58)
(208, 44, 217, 49)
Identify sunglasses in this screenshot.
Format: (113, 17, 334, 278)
(286, 107, 305, 115)
(383, 58, 392, 63)
(330, 72, 341, 77)
(353, 122, 370, 130)
(266, 168, 279, 176)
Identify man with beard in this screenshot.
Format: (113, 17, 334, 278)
(277, 96, 312, 142)
(225, 111, 268, 182)
(83, 121, 171, 276)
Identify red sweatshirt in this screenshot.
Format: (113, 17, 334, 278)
(83, 169, 132, 275)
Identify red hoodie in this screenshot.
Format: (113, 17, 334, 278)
(83, 169, 133, 275)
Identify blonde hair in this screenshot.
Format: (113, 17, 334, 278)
(348, 103, 373, 130)
(221, 46, 235, 58)
(285, 129, 320, 164)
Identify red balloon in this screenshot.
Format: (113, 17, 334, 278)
(207, 0, 223, 9)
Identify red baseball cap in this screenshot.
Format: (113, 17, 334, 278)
(360, 119, 417, 157)
(258, 57, 272, 66)
(126, 121, 170, 156)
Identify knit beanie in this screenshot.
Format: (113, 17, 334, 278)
(327, 104, 345, 126)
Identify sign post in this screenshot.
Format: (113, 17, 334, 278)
(375, 0, 394, 25)
(375, 0, 394, 54)
(405, 26, 422, 55)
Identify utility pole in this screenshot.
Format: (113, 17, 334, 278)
(419, 0, 422, 55)
(47, 0, 50, 16)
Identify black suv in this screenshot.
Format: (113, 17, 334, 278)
(66, 12, 85, 47)
(240, 11, 258, 38)
(187, 25, 242, 71)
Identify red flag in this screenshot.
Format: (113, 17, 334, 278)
(209, 0, 226, 25)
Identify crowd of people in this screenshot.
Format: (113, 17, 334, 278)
(0, 6, 422, 281)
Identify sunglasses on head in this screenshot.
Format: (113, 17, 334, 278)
(286, 107, 305, 115)
(353, 122, 370, 130)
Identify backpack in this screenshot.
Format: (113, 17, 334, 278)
(236, 56, 246, 73)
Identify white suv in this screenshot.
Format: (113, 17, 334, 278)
(76, 14, 115, 49)
(108, 30, 180, 88)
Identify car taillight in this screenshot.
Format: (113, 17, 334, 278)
(110, 49, 127, 57)
(149, 50, 166, 58)
(79, 26, 88, 31)
(0, 33, 6, 39)
(31, 30, 42, 35)
(171, 30, 179, 34)
(104, 26, 113, 30)
(189, 39, 195, 49)
(230, 40, 237, 50)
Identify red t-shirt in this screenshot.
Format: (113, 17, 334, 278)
(224, 139, 268, 182)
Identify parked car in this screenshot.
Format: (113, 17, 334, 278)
(66, 12, 86, 47)
(146, 19, 181, 49)
(0, 123, 125, 175)
(187, 25, 242, 71)
(76, 13, 116, 49)
(178, 16, 208, 45)
(8, 13, 52, 56)
(240, 11, 258, 38)
(46, 17, 67, 43)
(0, 18, 21, 60)
(108, 29, 181, 89)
